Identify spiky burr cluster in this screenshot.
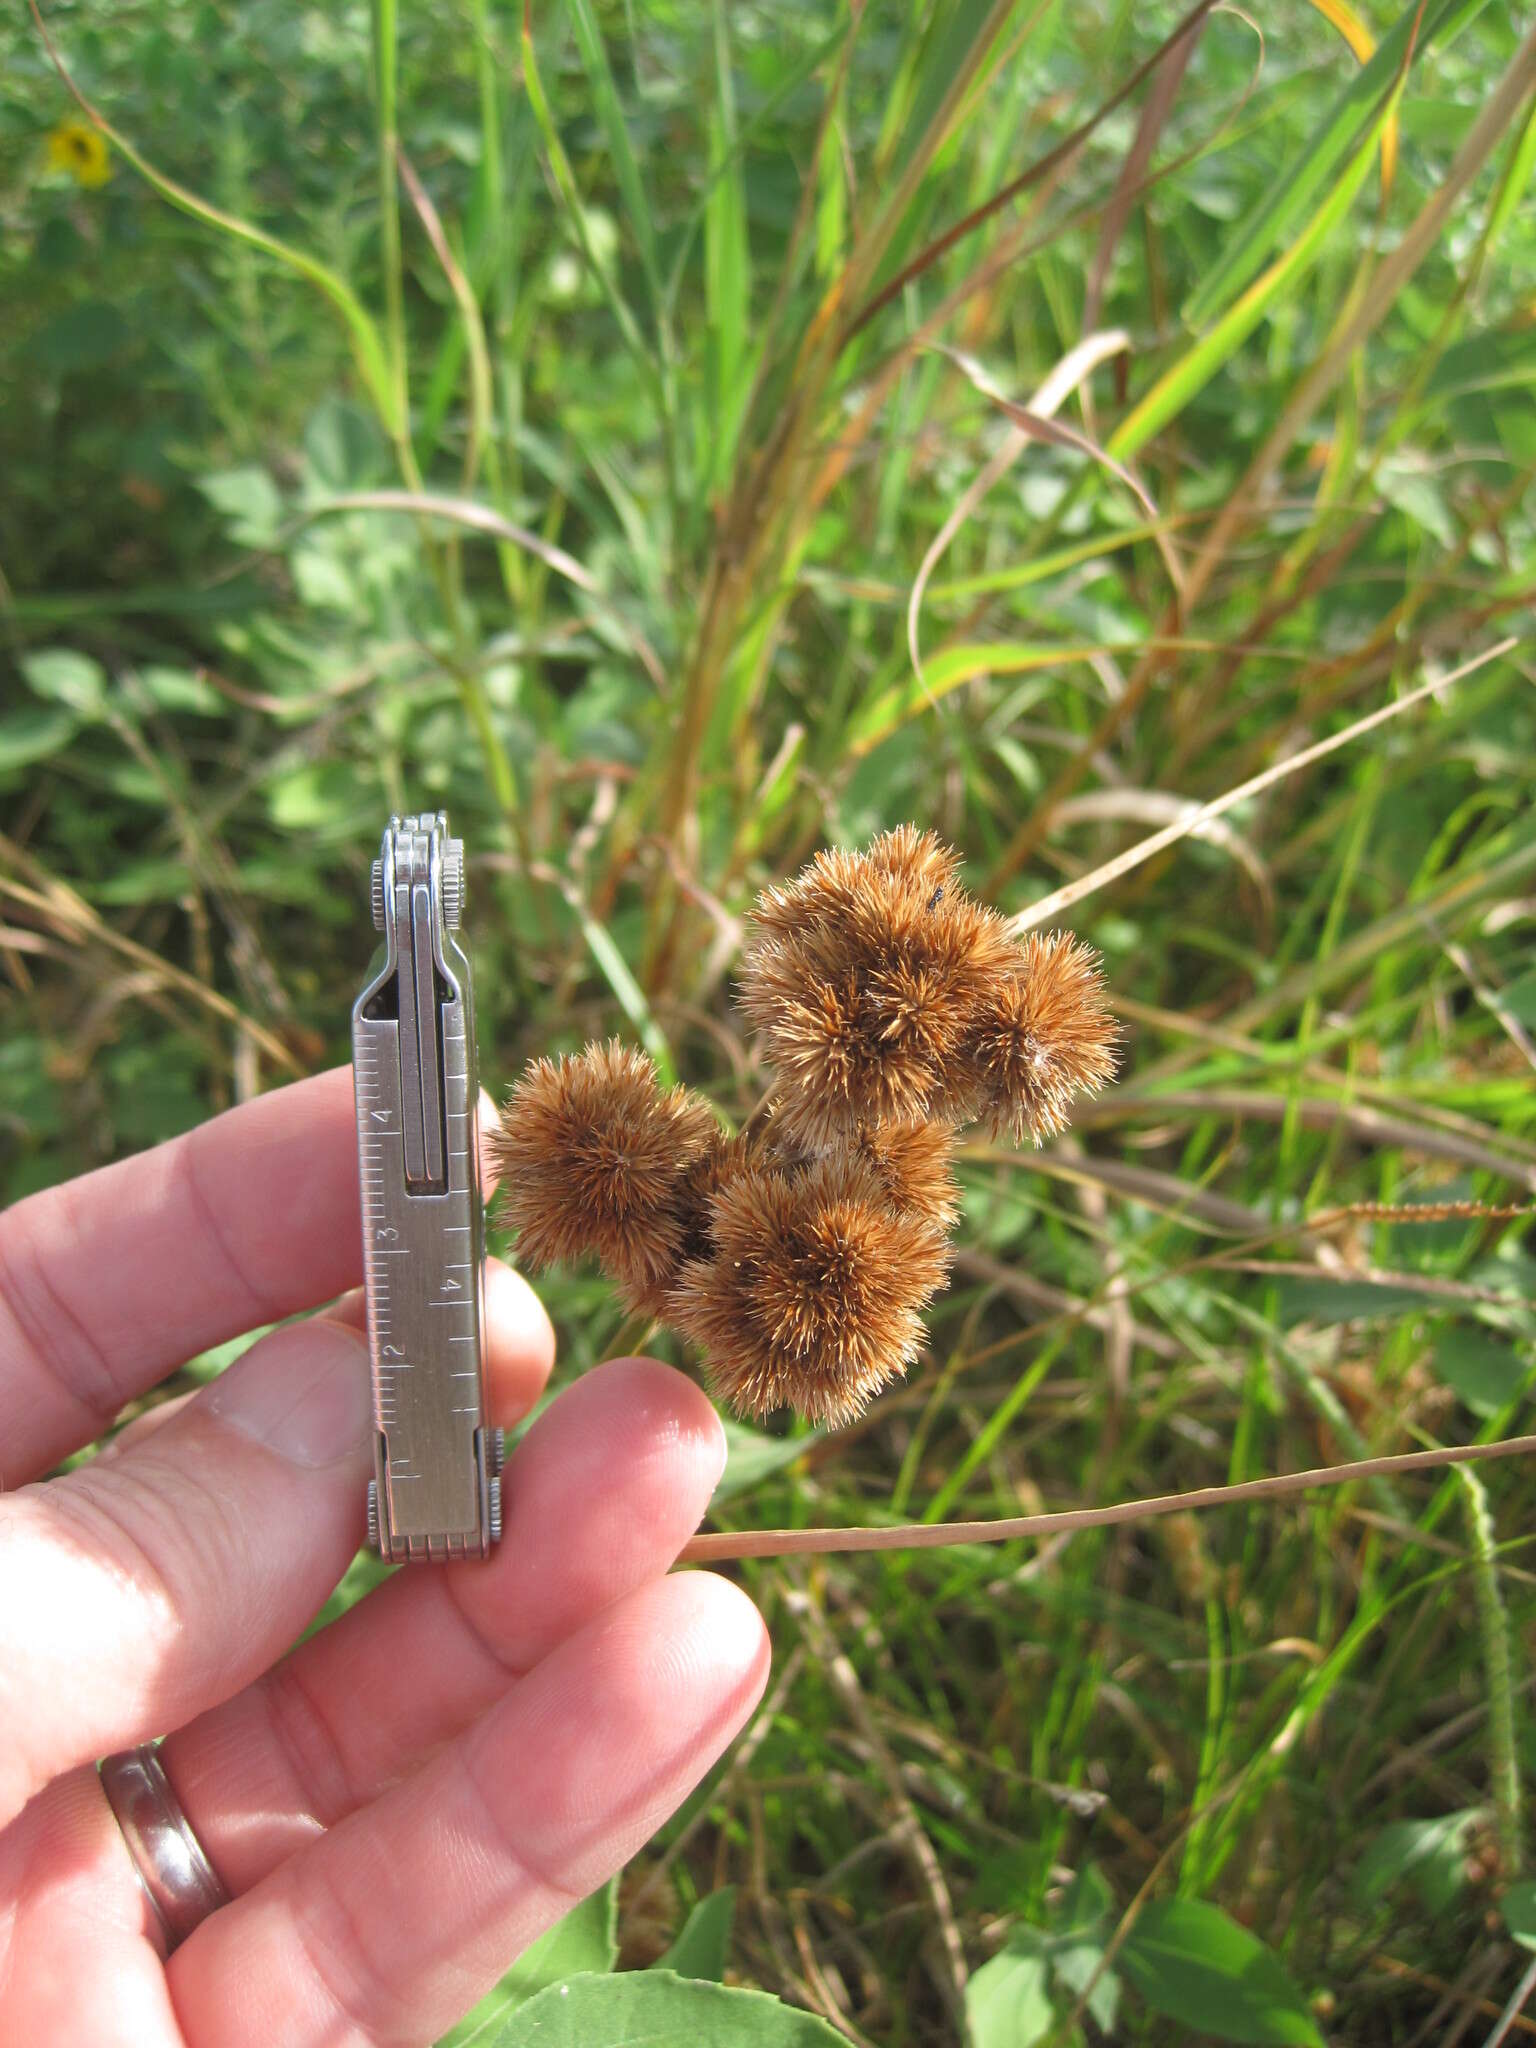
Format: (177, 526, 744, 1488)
(491, 828, 1116, 1427)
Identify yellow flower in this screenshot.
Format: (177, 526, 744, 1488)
(46, 119, 111, 189)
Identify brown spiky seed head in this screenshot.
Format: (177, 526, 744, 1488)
(492, 1040, 719, 1304)
(738, 838, 1011, 1146)
(958, 932, 1118, 1143)
(866, 824, 963, 896)
(848, 1119, 961, 1231)
(667, 1155, 951, 1427)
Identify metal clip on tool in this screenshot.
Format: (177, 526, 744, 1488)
(352, 813, 503, 1561)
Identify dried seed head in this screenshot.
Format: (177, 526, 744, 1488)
(492, 1040, 719, 1304)
(848, 1119, 961, 1231)
(668, 1155, 951, 1427)
(958, 932, 1118, 1143)
(866, 824, 962, 896)
(739, 839, 1011, 1146)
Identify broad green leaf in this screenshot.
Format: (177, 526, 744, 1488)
(1504, 1880, 1536, 1951)
(28, 298, 133, 372)
(1120, 1900, 1323, 2047)
(965, 1863, 1120, 2044)
(302, 397, 387, 493)
(0, 704, 79, 773)
(712, 1418, 818, 1502)
(200, 466, 284, 548)
(1275, 1278, 1441, 1325)
(440, 1884, 618, 2046)
(1185, 0, 1488, 326)
(965, 1945, 1054, 2048)
(1433, 1329, 1531, 1418)
(489, 1969, 846, 2045)
(139, 665, 225, 716)
(1052, 1866, 1120, 2033)
(22, 648, 107, 716)
(1501, 967, 1536, 1026)
(265, 760, 378, 835)
(1357, 1809, 1483, 1915)
(1055, 1931, 1120, 2036)
(655, 1887, 735, 1982)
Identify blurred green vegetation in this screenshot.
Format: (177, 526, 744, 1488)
(5, 0, 1536, 2040)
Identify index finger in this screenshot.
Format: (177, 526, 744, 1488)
(0, 1067, 361, 1485)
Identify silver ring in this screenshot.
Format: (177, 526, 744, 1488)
(98, 1744, 229, 1955)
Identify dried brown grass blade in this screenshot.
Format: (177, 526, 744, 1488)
(1081, 7, 1209, 332)
(681, 1432, 1536, 1562)
(906, 333, 1150, 701)
(1007, 637, 1517, 932)
(843, 0, 1220, 341)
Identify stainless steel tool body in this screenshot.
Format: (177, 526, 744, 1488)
(352, 813, 502, 1561)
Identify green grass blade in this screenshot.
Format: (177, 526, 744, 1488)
(1110, 96, 1387, 460)
(562, 0, 664, 317)
(572, 897, 678, 1086)
(519, 6, 660, 398)
(704, 0, 750, 493)
(1185, 0, 1489, 327)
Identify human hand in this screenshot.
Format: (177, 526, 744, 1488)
(0, 1068, 769, 2044)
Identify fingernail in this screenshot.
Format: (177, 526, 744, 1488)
(706, 1406, 729, 1488)
(206, 1323, 371, 1468)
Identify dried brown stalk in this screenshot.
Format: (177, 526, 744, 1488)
(679, 1433, 1536, 1563)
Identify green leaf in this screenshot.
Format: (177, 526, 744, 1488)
(1357, 1809, 1483, 1915)
(1501, 967, 1536, 1026)
(1184, 0, 1489, 326)
(27, 299, 133, 372)
(1055, 1929, 1120, 2037)
(139, 665, 225, 716)
(1119, 1900, 1323, 2047)
(1433, 1329, 1532, 1418)
(489, 1970, 845, 2045)
(302, 397, 387, 493)
(712, 1418, 819, 1503)
(439, 1884, 618, 2046)
(655, 1888, 735, 1983)
(0, 704, 79, 773)
(1275, 1278, 1439, 1325)
(22, 648, 107, 717)
(965, 1945, 1055, 2048)
(199, 466, 284, 548)
(1504, 1880, 1536, 1952)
